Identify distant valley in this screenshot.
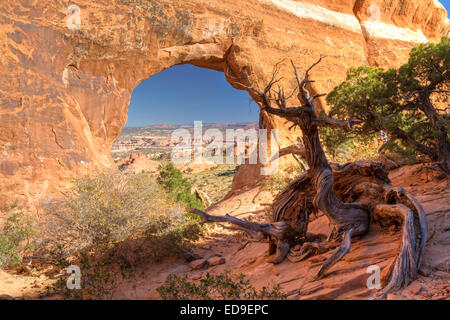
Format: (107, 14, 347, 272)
(111, 122, 257, 161)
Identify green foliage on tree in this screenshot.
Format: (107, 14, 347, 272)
(324, 37, 449, 170)
(157, 162, 204, 210)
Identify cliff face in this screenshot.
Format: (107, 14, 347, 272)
(354, 0, 450, 65)
(0, 0, 448, 207)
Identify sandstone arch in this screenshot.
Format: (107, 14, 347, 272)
(0, 0, 448, 208)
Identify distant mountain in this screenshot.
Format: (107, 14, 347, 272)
(125, 122, 257, 130)
(144, 124, 178, 129)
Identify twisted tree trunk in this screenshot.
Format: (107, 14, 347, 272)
(193, 58, 427, 298)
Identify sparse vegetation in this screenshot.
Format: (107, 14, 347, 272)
(157, 162, 205, 210)
(0, 203, 34, 268)
(157, 271, 286, 300)
(51, 250, 120, 300)
(35, 164, 242, 299)
(184, 164, 237, 203)
(66, 170, 202, 252)
(39, 170, 204, 299)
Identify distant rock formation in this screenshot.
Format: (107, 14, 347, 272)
(117, 153, 161, 173)
(0, 0, 448, 207)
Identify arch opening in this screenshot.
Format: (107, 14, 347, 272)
(112, 64, 260, 205)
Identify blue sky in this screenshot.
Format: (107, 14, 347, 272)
(126, 1, 449, 127)
(126, 65, 258, 127)
(442, 0, 450, 16)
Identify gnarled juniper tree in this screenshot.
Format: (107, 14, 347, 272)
(192, 54, 430, 298)
(325, 37, 449, 172)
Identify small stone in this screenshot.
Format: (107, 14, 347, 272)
(271, 265, 280, 276)
(418, 266, 431, 277)
(434, 271, 450, 279)
(406, 282, 423, 295)
(16, 265, 32, 276)
(387, 293, 404, 300)
(183, 251, 202, 262)
(240, 257, 257, 268)
(431, 295, 446, 300)
(207, 256, 225, 267)
(190, 273, 202, 280)
(189, 259, 207, 270)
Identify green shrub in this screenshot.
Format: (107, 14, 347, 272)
(262, 172, 292, 196)
(157, 271, 286, 300)
(325, 37, 449, 168)
(41, 171, 204, 299)
(0, 204, 34, 268)
(157, 162, 204, 210)
(69, 171, 201, 249)
(39, 171, 202, 261)
(50, 250, 121, 300)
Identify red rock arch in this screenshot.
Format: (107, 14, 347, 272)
(0, 0, 447, 207)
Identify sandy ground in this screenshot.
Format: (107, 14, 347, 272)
(1, 164, 448, 300)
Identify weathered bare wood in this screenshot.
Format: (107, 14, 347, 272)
(263, 58, 427, 295)
(275, 144, 306, 159)
(288, 240, 330, 263)
(190, 208, 295, 242)
(316, 228, 354, 280)
(195, 57, 428, 298)
(368, 186, 428, 298)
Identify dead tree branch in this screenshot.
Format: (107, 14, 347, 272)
(196, 57, 427, 298)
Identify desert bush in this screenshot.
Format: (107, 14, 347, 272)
(69, 171, 201, 250)
(0, 203, 34, 268)
(50, 249, 126, 300)
(157, 271, 286, 300)
(39, 171, 203, 299)
(262, 172, 291, 196)
(38, 171, 202, 261)
(157, 162, 204, 210)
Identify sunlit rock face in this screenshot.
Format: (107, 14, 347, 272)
(353, 0, 450, 66)
(0, 0, 448, 207)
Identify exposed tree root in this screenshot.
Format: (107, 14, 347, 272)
(191, 208, 298, 264)
(316, 228, 353, 280)
(287, 238, 329, 263)
(270, 162, 427, 297)
(191, 162, 427, 297)
(193, 57, 428, 298)
(371, 186, 427, 298)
